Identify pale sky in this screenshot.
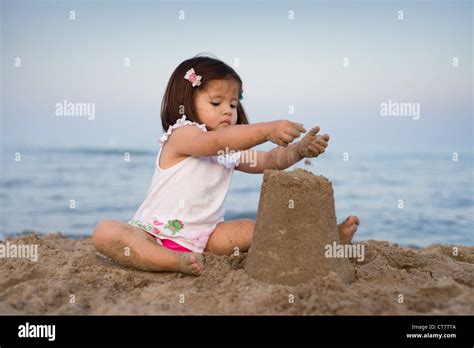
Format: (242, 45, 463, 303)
(2, 0, 472, 154)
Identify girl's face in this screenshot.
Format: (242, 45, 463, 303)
(194, 79, 240, 130)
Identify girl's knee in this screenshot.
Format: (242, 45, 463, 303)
(241, 219, 255, 238)
(204, 219, 255, 254)
(92, 219, 121, 249)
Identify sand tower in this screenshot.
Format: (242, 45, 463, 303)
(245, 169, 355, 286)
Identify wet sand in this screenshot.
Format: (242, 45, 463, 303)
(0, 232, 473, 315)
(246, 169, 355, 285)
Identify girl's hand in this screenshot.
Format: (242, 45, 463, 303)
(297, 126, 330, 158)
(265, 120, 307, 147)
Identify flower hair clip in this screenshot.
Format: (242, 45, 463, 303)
(184, 68, 202, 87)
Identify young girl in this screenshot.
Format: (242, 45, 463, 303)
(92, 55, 360, 276)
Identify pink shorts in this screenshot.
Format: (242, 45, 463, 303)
(128, 219, 192, 253)
(148, 233, 192, 253)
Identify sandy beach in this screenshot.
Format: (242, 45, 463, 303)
(0, 232, 473, 315)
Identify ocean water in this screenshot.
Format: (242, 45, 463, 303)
(0, 147, 473, 247)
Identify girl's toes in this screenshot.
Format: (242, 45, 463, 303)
(348, 224, 357, 235)
(193, 263, 203, 275)
(342, 224, 356, 237)
(339, 219, 358, 244)
(179, 253, 204, 276)
(347, 215, 358, 225)
(190, 263, 199, 275)
(354, 216, 360, 225)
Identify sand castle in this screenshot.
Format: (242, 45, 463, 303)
(245, 169, 356, 286)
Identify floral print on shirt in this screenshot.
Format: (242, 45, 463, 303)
(164, 219, 184, 235)
(128, 218, 184, 235)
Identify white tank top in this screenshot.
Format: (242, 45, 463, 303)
(132, 115, 241, 253)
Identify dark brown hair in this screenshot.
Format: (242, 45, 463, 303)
(161, 54, 250, 131)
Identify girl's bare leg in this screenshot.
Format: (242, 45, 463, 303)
(204, 216, 360, 255)
(205, 219, 255, 255)
(92, 219, 203, 276)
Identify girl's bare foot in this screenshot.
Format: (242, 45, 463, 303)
(338, 215, 360, 244)
(178, 252, 204, 276)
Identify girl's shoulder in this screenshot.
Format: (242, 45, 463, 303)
(158, 115, 208, 170)
(159, 115, 207, 147)
(159, 139, 189, 170)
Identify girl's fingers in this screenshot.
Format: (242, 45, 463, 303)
(306, 126, 320, 137)
(315, 144, 325, 154)
(281, 133, 294, 144)
(316, 138, 328, 148)
(322, 133, 330, 141)
(308, 145, 318, 155)
(285, 127, 302, 138)
(291, 122, 306, 133)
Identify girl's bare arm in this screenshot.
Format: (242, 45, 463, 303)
(236, 145, 303, 173)
(171, 120, 305, 157)
(236, 126, 330, 173)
